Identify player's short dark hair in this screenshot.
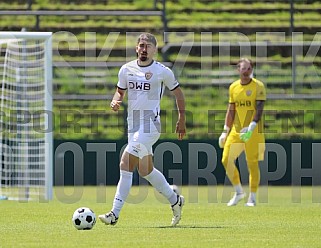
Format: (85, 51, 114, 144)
(137, 33, 157, 46)
(237, 58, 254, 68)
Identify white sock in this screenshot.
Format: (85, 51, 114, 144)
(234, 184, 243, 194)
(111, 170, 133, 217)
(249, 192, 256, 202)
(144, 168, 177, 205)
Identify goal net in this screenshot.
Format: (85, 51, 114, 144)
(0, 32, 53, 201)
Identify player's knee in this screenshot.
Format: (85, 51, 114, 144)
(221, 156, 228, 168)
(247, 160, 259, 168)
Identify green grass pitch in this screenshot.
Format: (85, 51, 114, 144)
(0, 186, 320, 247)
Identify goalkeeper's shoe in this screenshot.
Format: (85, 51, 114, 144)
(171, 195, 185, 226)
(227, 192, 245, 206)
(245, 196, 256, 207)
(245, 200, 256, 207)
(99, 211, 118, 226)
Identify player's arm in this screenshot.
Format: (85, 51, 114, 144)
(225, 103, 235, 130)
(171, 86, 186, 140)
(218, 103, 235, 148)
(110, 87, 126, 112)
(253, 100, 265, 122)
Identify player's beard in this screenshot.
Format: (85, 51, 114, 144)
(139, 54, 147, 61)
(139, 52, 148, 62)
(242, 72, 251, 79)
(240, 73, 252, 84)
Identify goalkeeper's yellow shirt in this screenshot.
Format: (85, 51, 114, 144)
(229, 78, 266, 134)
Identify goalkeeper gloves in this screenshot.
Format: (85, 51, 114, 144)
(240, 121, 257, 142)
(218, 125, 230, 148)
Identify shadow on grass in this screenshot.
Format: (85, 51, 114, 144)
(155, 225, 225, 229)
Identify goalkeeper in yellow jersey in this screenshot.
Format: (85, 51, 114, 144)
(219, 58, 266, 207)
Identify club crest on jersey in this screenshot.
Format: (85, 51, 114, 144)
(145, 72, 153, 80)
(246, 90, 252, 96)
(132, 143, 141, 154)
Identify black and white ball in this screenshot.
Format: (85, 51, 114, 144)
(72, 207, 96, 230)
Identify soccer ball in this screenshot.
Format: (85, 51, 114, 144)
(72, 207, 96, 230)
(170, 184, 180, 195)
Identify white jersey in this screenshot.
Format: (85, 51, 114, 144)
(117, 60, 179, 132)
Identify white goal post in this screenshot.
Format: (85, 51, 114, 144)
(0, 32, 53, 201)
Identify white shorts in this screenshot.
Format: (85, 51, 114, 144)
(125, 129, 160, 159)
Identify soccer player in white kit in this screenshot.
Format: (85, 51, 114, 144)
(99, 33, 186, 226)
